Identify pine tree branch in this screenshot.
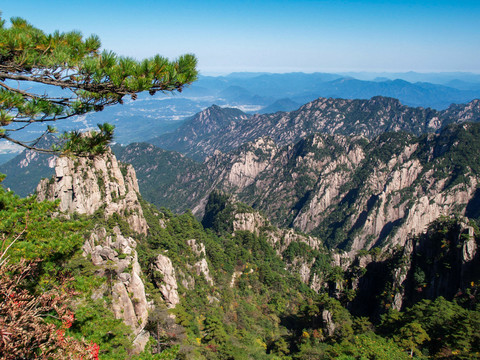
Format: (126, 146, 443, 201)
(0, 15, 198, 155)
(0, 133, 58, 154)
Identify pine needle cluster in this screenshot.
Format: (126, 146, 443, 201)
(0, 14, 198, 155)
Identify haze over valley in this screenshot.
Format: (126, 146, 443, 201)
(1, 1, 480, 359)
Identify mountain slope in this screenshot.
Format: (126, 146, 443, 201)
(111, 143, 211, 211)
(138, 122, 480, 252)
(150, 97, 480, 161)
(150, 105, 250, 161)
(0, 150, 55, 197)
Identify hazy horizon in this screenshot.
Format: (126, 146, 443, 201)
(1, 0, 479, 74)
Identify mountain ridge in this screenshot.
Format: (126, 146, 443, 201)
(150, 96, 480, 161)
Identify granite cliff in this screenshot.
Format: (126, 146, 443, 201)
(35, 149, 180, 353)
(122, 122, 480, 255)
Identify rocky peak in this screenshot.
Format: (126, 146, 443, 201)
(186, 104, 249, 134)
(150, 104, 250, 161)
(151, 96, 480, 162)
(36, 148, 148, 235)
(36, 148, 151, 353)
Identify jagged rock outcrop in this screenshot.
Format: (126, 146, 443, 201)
(229, 202, 329, 291)
(193, 258, 214, 286)
(186, 239, 206, 257)
(151, 254, 180, 308)
(232, 206, 323, 254)
(233, 212, 267, 237)
(83, 226, 149, 334)
(36, 148, 151, 353)
(322, 310, 336, 337)
(190, 137, 278, 215)
(151, 97, 480, 162)
(186, 239, 214, 285)
(37, 150, 148, 235)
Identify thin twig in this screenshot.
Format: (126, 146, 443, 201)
(0, 227, 27, 266)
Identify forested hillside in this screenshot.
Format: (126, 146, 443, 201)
(2, 162, 479, 358)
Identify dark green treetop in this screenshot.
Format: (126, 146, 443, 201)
(0, 14, 198, 155)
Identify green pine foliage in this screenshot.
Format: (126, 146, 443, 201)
(0, 13, 197, 154)
(380, 297, 480, 358)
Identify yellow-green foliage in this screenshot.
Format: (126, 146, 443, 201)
(0, 176, 86, 276)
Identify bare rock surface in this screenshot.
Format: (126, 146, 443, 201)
(37, 149, 147, 235)
(186, 239, 214, 285)
(152, 254, 180, 308)
(36, 148, 151, 353)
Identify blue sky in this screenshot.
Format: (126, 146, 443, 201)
(1, 0, 479, 74)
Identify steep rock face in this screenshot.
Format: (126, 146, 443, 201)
(198, 123, 480, 252)
(343, 217, 479, 317)
(204, 133, 368, 233)
(37, 150, 148, 235)
(190, 137, 278, 215)
(226, 138, 277, 188)
(36, 149, 150, 352)
(151, 254, 180, 308)
(356, 177, 477, 250)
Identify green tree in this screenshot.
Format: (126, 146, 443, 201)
(0, 14, 197, 154)
(327, 333, 411, 360)
(203, 314, 228, 345)
(394, 322, 430, 357)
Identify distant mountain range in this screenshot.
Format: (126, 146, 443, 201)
(338, 71, 480, 85)
(150, 96, 480, 161)
(2, 71, 479, 163)
(187, 72, 480, 110)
